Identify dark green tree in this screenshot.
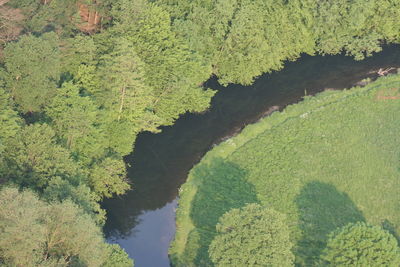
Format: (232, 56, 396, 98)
(1, 124, 81, 189)
(313, 0, 400, 60)
(0, 87, 21, 153)
(43, 176, 106, 225)
(60, 35, 98, 77)
(100, 38, 157, 126)
(108, 2, 215, 125)
(321, 222, 400, 266)
(161, 0, 314, 85)
(88, 157, 130, 199)
(314, 0, 381, 60)
(46, 81, 106, 162)
(98, 37, 161, 155)
(210, 0, 313, 85)
(209, 203, 294, 267)
(2, 32, 60, 113)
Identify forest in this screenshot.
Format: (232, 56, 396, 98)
(1, 0, 400, 266)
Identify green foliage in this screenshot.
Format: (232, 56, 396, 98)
(2, 124, 81, 189)
(171, 159, 258, 266)
(0, 87, 21, 153)
(42, 200, 107, 266)
(161, 0, 400, 84)
(102, 244, 134, 267)
(75, 64, 103, 97)
(295, 182, 365, 266)
(314, 0, 379, 59)
(209, 203, 294, 267)
(46, 81, 106, 162)
(43, 177, 106, 225)
(4, 1, 400, 266)
(321, 222, 400, 266)
(61, 35, 98, 77)
(0, 187, 46, 266)
(172, 75, 400, 266)
(100, 37, 155, 126)
(8, 0, 41, 15)
(98, 37, 161, 154)
(160, 0, 314, 85)
(0, 187, 113, 266)
(10, 0, 80, 34)
(2, 32, 60, 113)
(314, 0, 400, 60)
(108, 1, 214, 124)
(88, 157, 130, 199)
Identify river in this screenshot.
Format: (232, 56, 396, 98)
(102, 46, 400, 267)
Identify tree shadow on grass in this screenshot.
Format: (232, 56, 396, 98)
(382, 219, 400, 244)
(295, 181, 365, 266)
(182, 158, 258, 266)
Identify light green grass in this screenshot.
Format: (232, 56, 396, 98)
(170, 75, 400, 266)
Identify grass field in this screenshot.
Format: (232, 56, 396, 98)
(169, 74, 400, 266)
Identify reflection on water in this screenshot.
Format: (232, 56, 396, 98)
(107, 200, 177, 267)
(102, 46, 400, 267)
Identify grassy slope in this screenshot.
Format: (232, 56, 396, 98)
(170, 74, 400, 266)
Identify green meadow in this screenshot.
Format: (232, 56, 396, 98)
(170, 74, 400, 266)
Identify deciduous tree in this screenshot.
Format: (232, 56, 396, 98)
(209, 203, 294, 267)
(46, 81, 106, 162)
(2, 32, 60, 113)
(2, 124, 81, 189)
(102, 244, 134, 267)
(0, 187, 132, 266)
(89, 157, 130, 199)
(321, 222, 400, 266)
(0, 87, 21, 153)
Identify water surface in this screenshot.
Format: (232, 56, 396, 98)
(103, 47, 400, 267)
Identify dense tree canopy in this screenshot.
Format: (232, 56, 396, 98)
(0, 87, 20, 153)
(209, 203, 294, 267)
(46, 81, 106, 162)
(321, 222, 400, 266)
(1, 124, 82, 189)
(2, 0, 400, 265)
(162, 0, 314, 85)
(314, 0, 400, 60)
(0, 187, 133, 267)
(106, 2, 215, 124)
(2, 32, 60, 113)
(160, 0, 400, 84)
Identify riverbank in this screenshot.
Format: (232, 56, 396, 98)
(170, 74, 400, 266)
(103, 46, 400, 266)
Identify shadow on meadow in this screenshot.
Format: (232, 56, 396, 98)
(295, 181, 365, 266)
(182, 158, 258, 266)
(382, 219, 400, 244)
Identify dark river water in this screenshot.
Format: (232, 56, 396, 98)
(102, 46, 400, 267)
